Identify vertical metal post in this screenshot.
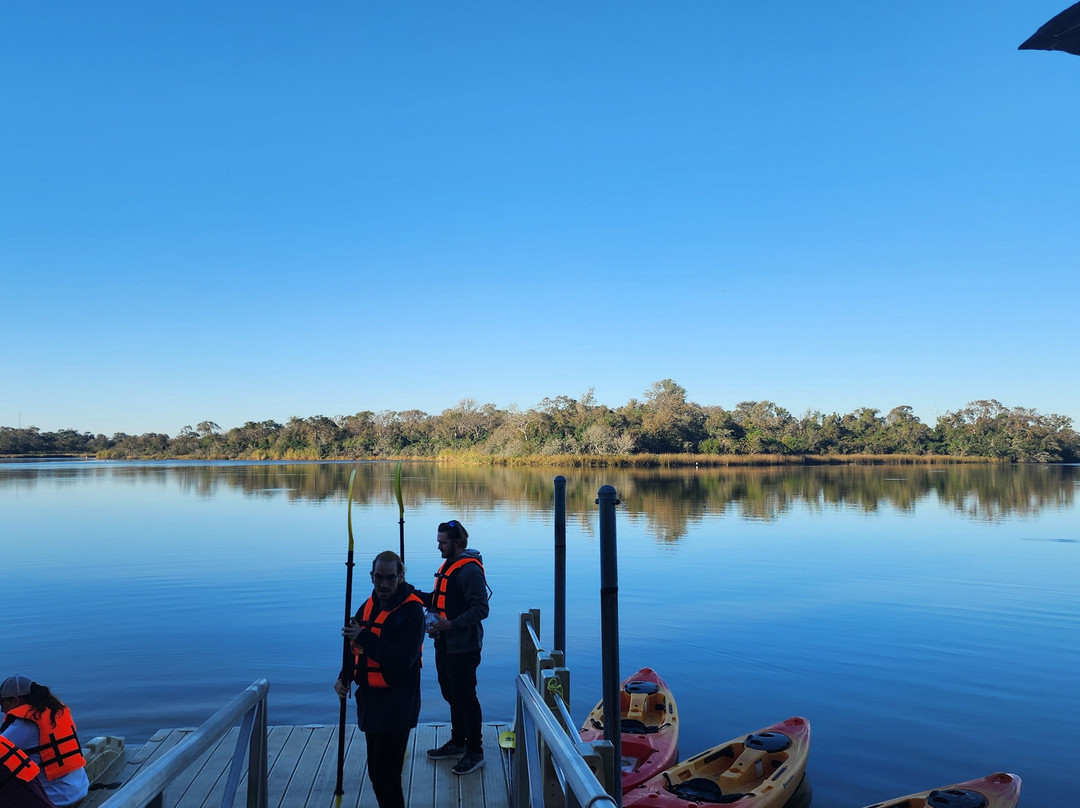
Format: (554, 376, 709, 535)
(554, 475, 567, 655)
(596, 484, 622, 808)
(249, 694, 268, 808)
(512, 691, 527, 808)
(520, 609, 541, 679)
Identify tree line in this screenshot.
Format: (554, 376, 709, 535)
(3, 380, 1077, 463)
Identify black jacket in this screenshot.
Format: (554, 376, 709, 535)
(418, 549, 489, 654)
(340, 582, 424, 733)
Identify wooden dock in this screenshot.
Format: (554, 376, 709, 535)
(83, 721, 512, 808)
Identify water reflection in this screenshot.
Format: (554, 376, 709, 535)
(3, 461, 1076, 542)
(3, 459, 1076, 808)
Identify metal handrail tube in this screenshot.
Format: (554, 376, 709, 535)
(221, 691, 267, 808)
(524, 617, 543, 656)
(518, 699, 548, 808)
(102, 679, 269, 808)
(550, 690, 575, 738)
(515, 674, 618, 808)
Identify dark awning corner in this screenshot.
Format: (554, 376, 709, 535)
(1019, 1, 1080, 55)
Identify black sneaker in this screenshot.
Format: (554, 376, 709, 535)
(427, 741, 466, 760)
(451, 751, 485, 775)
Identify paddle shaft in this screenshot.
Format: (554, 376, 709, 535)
(335, 470, 358, 800)
(395, 461, 405, 563)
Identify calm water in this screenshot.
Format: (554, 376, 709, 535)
(3, 460, 1077, 807)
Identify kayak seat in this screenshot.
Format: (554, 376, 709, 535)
(926, 789, 988, 808)
(745, 731, 791, 753)
(671, 778, 747, 804)
(625, 681, 659, 695)
(719, 745, 780, 788)
(621, 719, 659, 734)
(701, 745, 737, 766)
(626, 692, 649, 720)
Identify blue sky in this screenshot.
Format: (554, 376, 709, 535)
(3, 2, 1078, 437)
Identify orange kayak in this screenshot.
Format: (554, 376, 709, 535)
(623, 716, 810, 808)
(579, 667, 679, 792)
(862, 772, 1021, 808)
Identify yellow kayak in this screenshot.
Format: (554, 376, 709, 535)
(579, 667, 679, 792)
(624, 716, 809, 808)
(862, 772, 1021, 808)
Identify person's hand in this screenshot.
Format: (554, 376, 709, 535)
(342, 621, 362, 641)
(427, 616, 453, 637)
(333, 679, 350, 700)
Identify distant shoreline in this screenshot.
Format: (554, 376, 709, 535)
(0, 452, 1006, 467)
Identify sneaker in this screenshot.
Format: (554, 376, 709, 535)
(427, 741, 466, 760)
(451, 751, 486, 775)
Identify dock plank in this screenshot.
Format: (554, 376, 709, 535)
(340, 727, 370, 808)
(279, 725, 334, 808)
(481, 722, 512, 807)
(406, 724, 441, 808)
(171, 729, 234, 808)
(87, 722, 511, 808)
(266, 725, 316, 804)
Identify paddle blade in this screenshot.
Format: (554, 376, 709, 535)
(394, 460, 404, 519)
(346, 469, 357, 552)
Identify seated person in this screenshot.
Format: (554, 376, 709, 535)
(1, 675, 90, 808)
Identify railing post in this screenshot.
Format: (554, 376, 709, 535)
(520, 608, 541, 680)
(514, 675, 618, 808)
(596, 484, 622, 808)
(554, 475, 567, 656)
(578, 740, 616, 802)
(540, 669, 566, 808)
(247, 694, 267, 808)
(513, 692, 527, 808)
(541, 668, 572, 732)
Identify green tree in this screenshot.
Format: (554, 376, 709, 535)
(883, 406, 931, 454)
(730, 401, 793, 454)
(639, 379, 706, 453)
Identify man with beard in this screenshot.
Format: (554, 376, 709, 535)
(418, 520, 489, 776)
(335, 550, 424, 808)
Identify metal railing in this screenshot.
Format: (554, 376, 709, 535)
(514, 611, 617, 808)
(101, 679, 269, 808)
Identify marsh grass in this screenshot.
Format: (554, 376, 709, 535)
(432, 451, 998, 468)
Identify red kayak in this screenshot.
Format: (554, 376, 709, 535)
(579, 667, 680, 792)
(861, 772, 1021, 808)
(623, 716, 810, 808)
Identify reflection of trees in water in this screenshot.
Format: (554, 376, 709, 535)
(4, 462, 1076, 541)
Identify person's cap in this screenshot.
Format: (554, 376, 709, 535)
(0, 675, 33, 699)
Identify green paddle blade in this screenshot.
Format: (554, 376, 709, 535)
(346, 468, 357, 552)
(394, 460, 403, 519)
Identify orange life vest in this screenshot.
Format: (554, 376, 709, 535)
(0, 735, 40, 785)
(431, 556, 484, 618)
(2, 704, 86, 780)
(352, 593, 423, 689)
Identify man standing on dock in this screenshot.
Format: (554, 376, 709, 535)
(335, 550, 424, 808)
(418, 519, 490, 775)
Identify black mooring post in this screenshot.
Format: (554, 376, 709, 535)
(554, 475, 567, 655)
(597, 483, 622, 808)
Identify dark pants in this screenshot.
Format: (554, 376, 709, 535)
(0, 776, 53, 808)
(365, 730, 411, 808)
(435, 646, 483, 753)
